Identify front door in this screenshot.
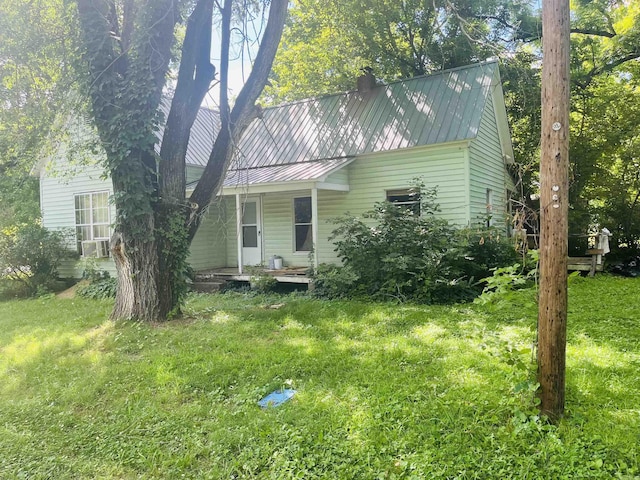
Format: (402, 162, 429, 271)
(241, 197, 262, 266)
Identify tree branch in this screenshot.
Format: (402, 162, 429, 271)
(160, 0, 216, 199)
(575, 51, 640, 89)
(187, 0, 288, 241)
(570, 27, 616, 38)
(219, 0, 232, 132)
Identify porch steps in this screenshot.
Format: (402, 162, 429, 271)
(191, 280, 226, 293)
(192, 271, 228, 293)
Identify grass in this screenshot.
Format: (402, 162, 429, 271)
(0, 275, 638, 479)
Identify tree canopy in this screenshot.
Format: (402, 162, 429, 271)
(264, 0, 536, 102)
(0, 0, 74, 228)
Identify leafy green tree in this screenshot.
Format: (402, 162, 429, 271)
(570, 72, 640, 255)
(557, 0, 639, 252)
(74, 0, 287, 320)
(0, 0, 74, 229)
(0, 223, 76, 296)
(265, 0, 535, 102)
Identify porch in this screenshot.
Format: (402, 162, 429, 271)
(193, 267, 312, 292)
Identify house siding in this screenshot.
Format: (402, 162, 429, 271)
(468, 93, 511, 230)
(219, 144, 469, 268)
(40, 159, 115, 277)
(322, 166, 349, 187)
(187, 199, 228, 270)
(41, 157, 226, 276)
(315, 144, 469, 265)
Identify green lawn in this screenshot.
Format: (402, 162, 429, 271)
(1, 276, 638, 479)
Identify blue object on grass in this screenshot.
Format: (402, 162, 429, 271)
(258, 389, 296, 408)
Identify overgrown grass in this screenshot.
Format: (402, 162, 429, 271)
(0, 276, 638, 478)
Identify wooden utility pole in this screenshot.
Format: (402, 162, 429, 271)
(537, 0, 571, 421)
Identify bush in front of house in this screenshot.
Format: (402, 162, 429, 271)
(0, 223, 76, 298)
(75, 259, 118, 299)
(314, 191, 521, 304)
(447, 226, 522, 283)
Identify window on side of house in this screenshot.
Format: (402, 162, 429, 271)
(386, 188, 421, 215)
(74, 191, 110, 255)
(294, 196, 313, 252)
(486, 188, 494, 227)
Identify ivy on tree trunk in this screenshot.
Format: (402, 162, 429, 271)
(75, 0, 287, 321)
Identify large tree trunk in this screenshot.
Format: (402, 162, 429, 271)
(108, 150, 162, 321)
(76, 0, 287, 321)
(187, 0, 288, 238)
(110, 228, 160, 321)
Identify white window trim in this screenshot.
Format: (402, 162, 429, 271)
(292, 196, 313, 253)
(486, 188, 494, 227)
(386, 188, 421, 215)
(74, 190, 111, 254)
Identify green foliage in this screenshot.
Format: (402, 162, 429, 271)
(569, 72, 640, 256)
(0, 277, 32, 300)
(475, 250, 539, 305)
(266, 0, 535, 103)
(249, 273, 278, 294)
(156, 204, 192, 314)
(75, 259, 117, 300)
(0, 0, 75, 230)
(449, 227, 521, 282)
(0, 223, 76, 297)
(76, 275, 117, 300)
(244, 266, 280, 293)
(317, 186, 521, 303)
(1, 277, 639, 477)
(327, 186, 459, 302)
(311, 263, 359, 299)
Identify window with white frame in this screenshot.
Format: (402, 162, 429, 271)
(386, 188, 421, 215)
(294, 197, 313, 252)
(486, 188, 494, 227)
(74, 191, 110, 255)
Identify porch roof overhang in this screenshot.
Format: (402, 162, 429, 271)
(217, 156, 354, 195)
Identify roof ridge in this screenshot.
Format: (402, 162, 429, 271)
(260, 60, 498, 112)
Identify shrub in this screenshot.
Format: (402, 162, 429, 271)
(0, 277, 32, 300)
(326, 187, 459, 302)
(76, 275, 118, 299)
(475, 250, 539, 305)
(0, 223, 76, 297)
(249, 273, 278, 293)
(316, 186, 523, 304)
(311, 263, 359, 299)
(447, 227, 521, 285)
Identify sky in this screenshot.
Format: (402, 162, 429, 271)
(203, 7, 266, 109)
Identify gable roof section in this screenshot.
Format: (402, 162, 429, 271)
(156, 100, 219, 168)
(218, 60, 503, 187)
(37, 61, 509, 188)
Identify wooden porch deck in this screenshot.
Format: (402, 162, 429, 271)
(195, 267, 312, 284)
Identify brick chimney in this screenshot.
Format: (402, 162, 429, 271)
(357, 67, 376, 93)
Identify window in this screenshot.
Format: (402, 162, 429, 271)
(486, 188, 494, 227)
(242, 200, 258, 248)
(75, 191, 110, 255)
(294, 197, 313, 252)
(386, 188, 421, 215)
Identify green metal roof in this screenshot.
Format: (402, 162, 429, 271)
(181, 60, 510, 187)
(230, 61, 501, 176)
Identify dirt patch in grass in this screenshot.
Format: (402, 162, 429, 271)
(55, 280, 87, 299)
